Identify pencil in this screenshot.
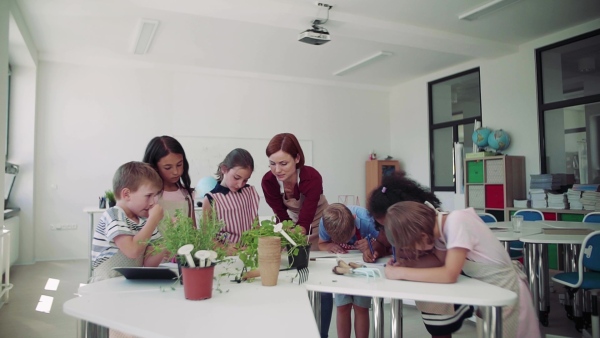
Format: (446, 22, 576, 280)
(367, 234, 375, 255)
(392, 246, 397, 263)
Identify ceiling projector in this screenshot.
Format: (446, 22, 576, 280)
(298, 25, 330, 45)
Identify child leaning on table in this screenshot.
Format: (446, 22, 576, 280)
(383, 202, 541, 338)
(318, 203, 378, 338)
(90, 161, 168, 283)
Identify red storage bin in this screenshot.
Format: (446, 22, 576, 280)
(485, 185, 504, 209)
(542, 212, 557, 221)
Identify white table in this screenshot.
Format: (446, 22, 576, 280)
(304, 260, 517, 338)
(65, 258, 319, 338)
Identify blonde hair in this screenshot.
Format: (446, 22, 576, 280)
(384, 201, 436, 259)
(322, 203, 355, 244)
(113, 161, 163, 200)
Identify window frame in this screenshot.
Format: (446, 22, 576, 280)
(536, 28, 600, 175)
(428, 67, 482, 192)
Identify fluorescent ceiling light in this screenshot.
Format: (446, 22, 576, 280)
(132, 19, 160, 55)
(458, 0, 520, 21)
(333, 51, 393, 76)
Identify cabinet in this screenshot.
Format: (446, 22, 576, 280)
(464, 155, 526, 221)
(366, 160, 401, 199)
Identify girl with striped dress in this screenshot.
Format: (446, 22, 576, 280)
(201, 148, 260, 251)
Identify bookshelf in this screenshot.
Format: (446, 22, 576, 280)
(365, 160, 401, 199)
(464, 155, 526, 221)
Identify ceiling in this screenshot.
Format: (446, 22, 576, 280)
(13, 0, 600, 88)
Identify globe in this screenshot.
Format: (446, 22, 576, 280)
(487, 129, 511, 151)
(195, 176, 217, 198)
(472, 127, 492, 148)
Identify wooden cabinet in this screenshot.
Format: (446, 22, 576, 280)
(366, 160, 401, 199)
(464, 155, 526, 221)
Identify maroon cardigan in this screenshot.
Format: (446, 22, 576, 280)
(261, 166, 324, 233)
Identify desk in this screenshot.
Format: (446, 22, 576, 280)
(65, 259, 319, 338)
(304, 260, 517, 338)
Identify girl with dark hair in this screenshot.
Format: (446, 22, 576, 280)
(143, 136, 196, 225)
(201, 148, 260, 246)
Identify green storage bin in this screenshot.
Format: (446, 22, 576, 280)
(560, 213, 584, 222)
(467, 161, 484, 183)
(548, 243, 558, 270)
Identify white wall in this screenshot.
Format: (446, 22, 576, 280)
(32, 62, 390, 260)
(390, 19, 600, 211)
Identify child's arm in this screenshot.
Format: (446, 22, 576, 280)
(143, 247, 168, 267)
(201, 196, 212, 220)
(114, 204, 164, 259)
(384, 247, 468, 284)
(318, 239, 347, 254)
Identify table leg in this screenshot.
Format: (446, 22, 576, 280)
(480, 306, 502, 338)
(1, 232, 10, 303)
(526, 243, 539, 311)
(538, 243, 550, 326)
(88, 213, 94, 279)
(390, 299, 403, 338)
(372, 297, 385, 338)
(308, 290, 322, 335)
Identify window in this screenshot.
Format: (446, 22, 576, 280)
(537, 29, 600, 184)
(429, 68, 482, 191)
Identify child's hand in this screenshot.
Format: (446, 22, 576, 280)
(384, 261, 403, 280)
(328, 244, 347, 254)
(362, 250, 379, 263)
(355, 238, 370, 253)
(148, 204, 164, 222)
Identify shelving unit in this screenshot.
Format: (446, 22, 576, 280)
(365, 160, 400, 199)
(464, 155, 526, 221)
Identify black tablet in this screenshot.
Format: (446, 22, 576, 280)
(113, 267, 178, 280)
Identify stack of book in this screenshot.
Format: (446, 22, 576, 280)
(530, 174, 563, 191)
(547, 192, 568, 209)
(513, 199, 529, 208)
(581, 191, 600, 211)
(571, 184, 600, 192)
(567, 189, 583, 210)
(529, 189, 547, 208)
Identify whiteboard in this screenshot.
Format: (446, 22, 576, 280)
(175, 135, 313, 202)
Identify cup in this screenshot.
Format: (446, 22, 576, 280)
(512, 215, 523, 233)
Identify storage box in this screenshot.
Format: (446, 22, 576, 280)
(485, 160, 504, 184)
(560, 214, 584, 222)
(468, 185, 485, 209)
(485, 185, 504, 208)
(467, 161, 484, 183)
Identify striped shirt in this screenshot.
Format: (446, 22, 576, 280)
(206, 183, 260, 244)
(91, 206, 161, 269)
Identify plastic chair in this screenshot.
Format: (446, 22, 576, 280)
(513, 209, 545, 221)
(552, 231, 600, 337)
(478, 213, 498, 223)
(583, 212, 600, 223)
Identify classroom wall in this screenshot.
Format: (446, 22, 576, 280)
(32, 63, 390, 261)
(390, 19, 600, 211)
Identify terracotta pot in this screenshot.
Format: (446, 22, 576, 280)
(181, 264, 215, 300)
(288, 245, 311, 269)
(258, 236, 281, 286)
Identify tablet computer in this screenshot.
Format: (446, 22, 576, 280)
(113, 267, 178, 280)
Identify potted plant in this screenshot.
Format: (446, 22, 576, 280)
(237, 218, 309, 277)
(148, 210, 227, 300)
(105, 190, 116, 208)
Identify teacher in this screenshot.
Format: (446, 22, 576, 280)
(261, 133, 328, 251)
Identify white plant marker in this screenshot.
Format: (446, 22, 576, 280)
(273, 223, 297, 247)
(207, 250, 218, 265)
(177, 244, 196, 268)
(194, 250, 210, 268)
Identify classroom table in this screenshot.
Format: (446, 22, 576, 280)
(305, 254, 517, 338)
(65, 254, 517, 338)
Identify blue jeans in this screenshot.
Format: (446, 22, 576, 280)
(321, 292, 333, 338)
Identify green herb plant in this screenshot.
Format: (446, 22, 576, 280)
(105, 190, 116, 206)
(237, 217, 307, 271)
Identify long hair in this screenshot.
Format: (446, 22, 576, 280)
(367, 171, 441, 220)
(265, 133, 305, 168)
(215, 148, 255, 181)
(384, 201, 437, 259)
(142, 136, 193, 197)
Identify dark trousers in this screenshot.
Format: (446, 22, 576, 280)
(320, 292, 333, 338)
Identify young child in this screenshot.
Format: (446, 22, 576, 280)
(202, 148, 259, 246)
(143, 136, 196, 225)
(364, 172, 473, 338)
(90, 161, 167, 282)
(318, 203, 378, 338)
(383, 202, 541, 338)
